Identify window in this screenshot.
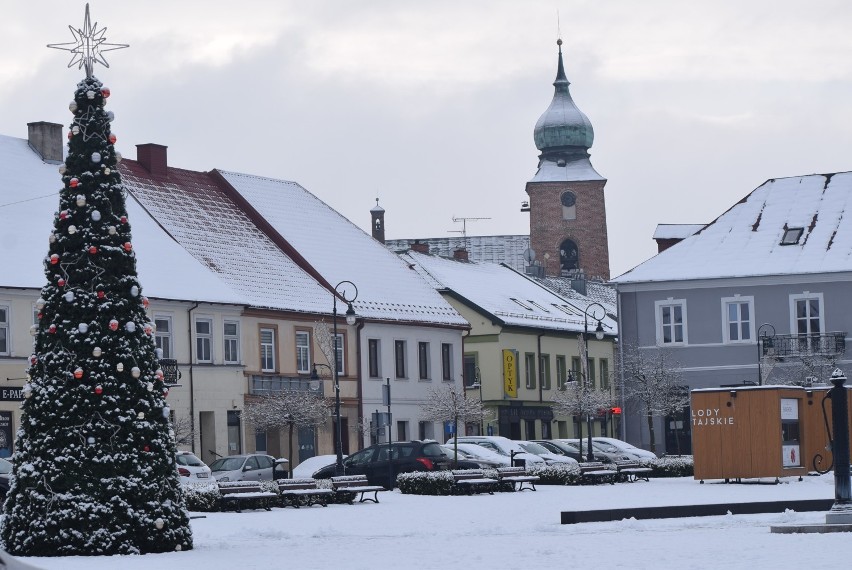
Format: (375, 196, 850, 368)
(556, 356, 567, 389)
(0, 306, 8, 355)
(524, 353, 536, 390)
(561, 191, 577, 220)
(260, 327, 276, 372)
(510, 298, 533, 311)
(368, 339, 381, 378)
(463, 354, 477, 388)
(224, 320, 240, 364)
(195, 318, 212, 363)
(588, 359, 596, 388)
(397, 421, 408, 442)
(418, 342, 430, 380)
(790, 293, 824, 344)
(334, 333, 344, 375)
(655, 299, 687, 345)
(781, 227, 804, 245)
(295, 330, 311, 373)
(560, 239, 579, 273)
(154, 316, 172, 359)
(540, 354, 551, 390)
(600, 359, 609, 390)
(255, 430, 267, 453)
(418, 421, 434, 441)
(395, 340, 407, 378)
(571, 356, 582, 380)
(441, 343, 453, 381)
(722, 296, 754, 343)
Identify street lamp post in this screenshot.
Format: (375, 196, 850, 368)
(471, 366, 484, 435)
(331, 281, 358, 476)
(757, 323, 775, 386)
(582, 302, 606, 462)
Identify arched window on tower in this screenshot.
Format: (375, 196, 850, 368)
(559, 239, 579, 274)
(560, 191, 576, 221)
(375, 218, 382, 231)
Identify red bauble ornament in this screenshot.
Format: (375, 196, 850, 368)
(101, 87, 111, 98)
(69, 178, 79, 188)
(67, 131, 72, 140)
(94, 386, 103, 395)
(49, 254, 59, 265)
(109, 319, 119, 331)
(142, 297, 149, 308)
(57, 278, 66, 287)
(123, 242, 132, 252)
(120, 215, 128, 224)
(29, 355, 37, 365)
(97, 291, 105, 299)
(108, 134, 117, 144)
(88, 246, 98, 255)
(144, 445, 150, 452)
(36, 312, 43, 320)
(73, 368, 83, 379)
(59, 210, 68, 220)
(48, 324, 56, 334)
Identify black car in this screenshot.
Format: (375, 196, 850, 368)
(0, 458, 12, 499)
(313, 440, 451, 489)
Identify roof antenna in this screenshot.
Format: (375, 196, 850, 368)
(449, 216, 491, 240)
(557, 9, 561, 43)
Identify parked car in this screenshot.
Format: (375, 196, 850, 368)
(593, 437, 658, 460)
(175, 451, 212, 484)
(445, 436, 544, 466)
(562, 439, 635, 463)
(313, 440, 451, 488)
(292, 454, 346, 479)
(531, 440, 587, 462)
(517, 441, 577, 466)
(209, 454, 277, 482)
(447, 443, 509, 468)
(440, 444, 499, 469)
(0, 458, 12, 499)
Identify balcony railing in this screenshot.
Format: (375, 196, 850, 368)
(249, 375, 323, 395)
(760, 332, 847, 359)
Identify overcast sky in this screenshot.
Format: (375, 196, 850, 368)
(2, 1, 851, 277)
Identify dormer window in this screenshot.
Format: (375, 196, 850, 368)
(781, 228, 803, 245)
(510, 298, 533, 311)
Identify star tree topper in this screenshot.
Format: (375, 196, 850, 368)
(47, 3, 128, 77)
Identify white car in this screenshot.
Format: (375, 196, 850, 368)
(175, 451, 212, 483)
(452, 443, 511, 467)
(593, 437, 658, 460)
(209, 454, 277, 482)
(445, 436, 544, 465)
(517, 441, 578, 466)
(440, 444, 504, 468)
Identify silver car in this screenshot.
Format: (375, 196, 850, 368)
(209, 454, 277, 482)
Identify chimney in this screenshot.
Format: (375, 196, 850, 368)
(410, 240, 429, 254)
(27, 122, 63, 163)
(136, 143, 168, 177)
(453, 248, 469, 261)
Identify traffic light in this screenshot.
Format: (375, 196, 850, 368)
(611, 406, 622, 415)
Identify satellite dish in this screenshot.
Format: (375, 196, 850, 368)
(523, 248, 536, 264)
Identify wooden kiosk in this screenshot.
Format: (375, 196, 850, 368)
(691, 385, 852, 482)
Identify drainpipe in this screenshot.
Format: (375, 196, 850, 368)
(355, 319, 365, 451)
(188, 301, 200, 453)
(616, 289, 627, 441)
(537, 332, 544, 403)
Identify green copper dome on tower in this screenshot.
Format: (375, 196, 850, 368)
(533, 39, 594, 157)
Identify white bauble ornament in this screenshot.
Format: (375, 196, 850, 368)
(59, 163, 67, 174)
(22, 384, 32, 398)
(137, 412, 145, 420)
(130, 285, 139, 297)
(29, 325, 37, 336)
(71, 125, 80, 135)
(69, 101, 77, 113)
(106, 111, 114, 122)
(48, 233, 56, 244)
(87, 436, 95, 444)
(175, 545, 182, 552)
(68, 225, 77, 235)
(104, 167, 111, 175)
(76, 195, 86, 207)
(86, 90, 95, 100)
(91, 210, 101, 221)
(64, 291, 74, 302)
(131, 366, 141, 378)
(92, 346, 102, 357)
(162, 406, 171, 419)
(91, 152, 101, 163)
(116, 362, 124, 372)
(77, 323, 88, 333)
(125, 321, 136, 332)
(115, 151, 122, 163)
(36, 298, 45, 310)
(146, 382, 153, 392)
(154, 518, 164, 529)
(108, 225, 116, 235)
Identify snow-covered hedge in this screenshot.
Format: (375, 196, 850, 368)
(649, 455, 694, 478)
(527, 462, 582, 485)
(182, 482, 221, 512)
(397, 468, 507, 495)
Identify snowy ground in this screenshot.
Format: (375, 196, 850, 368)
(15, 474, 852, 570)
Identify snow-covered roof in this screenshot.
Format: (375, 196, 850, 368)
(385, 235, 531, 272)
(652, 224, 705, 240)
(218, 171, 467, 327)
(401, 251, 617, 335)
(615, 172, 852, 284)
(0, 134, 242, 305)
(532, 276, 617, 317)
(529, 157, 604, 183)
(120, 162, 331, 314)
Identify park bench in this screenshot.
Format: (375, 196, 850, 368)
(615, 460, 652, 483)
(453, 470, 498, 495)
(578, 462, 615, 485)
(218, 481, 277, 512)
(496, 466, 539, 492)
(278, 478, 334, 508)
(331, 475, 386, 504)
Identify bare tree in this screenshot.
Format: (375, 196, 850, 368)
(313, 320, 336, 370)
(618, 343, 685, 455)
(240, 391, 332, 472)
(419, 386, 493, 467)
(551, 381, 614, 459)
(768, 351, 839, 386)
(171, 415, 196, 447)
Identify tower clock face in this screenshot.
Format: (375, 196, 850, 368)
(560, 192, 576, 207)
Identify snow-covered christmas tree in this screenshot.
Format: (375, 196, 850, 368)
(0, 5, 192, 555)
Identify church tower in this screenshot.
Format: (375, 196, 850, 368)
(526, 40, 610, 280)
(371, 198, 386, 244)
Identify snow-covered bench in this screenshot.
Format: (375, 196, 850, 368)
(453, 470, 498, 495)
(578, 462, 615, 485)
(331, 475, 386, 504)
(496, 466, 539, 492)
(278, 478, 334, 508)
(218, 481, 277, 512)
(615, 460, 652, 483)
